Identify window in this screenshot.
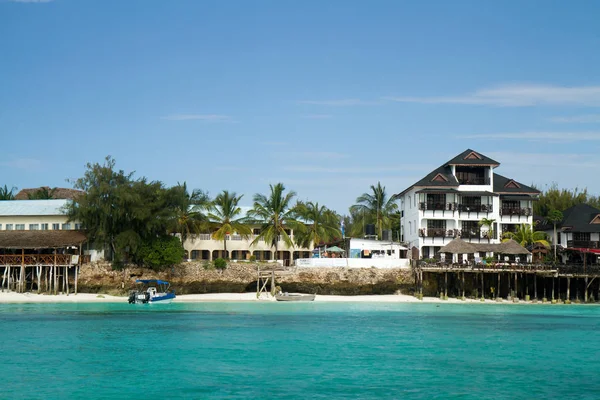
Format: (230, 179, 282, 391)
(74, 223, 82, 230)
(52, 223, 60, 230)
(408, 221, 412, 234)
(461, 221, 479, 237)
(62, 223, 72, 230)
(574, 232, 591, 241)
(41, 223, 49, 230)
(5, 224, 13, 230)
(0, 224, 2, 230)
(427, 220, 447, 230)
(427, 194, 447, 210)
(15, 224, 25, 230)
(408, 196, 411, 209)
(29, 224, 40, 230)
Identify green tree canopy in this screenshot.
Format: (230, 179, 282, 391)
(349, 182, 400, 239)
(248, 183, 300, 259)
(208, 190, 251, 254)
(503, 224, 550, 248)
(534, 183, 600, 217)
(0, 185, 17, 200)
(294, 201, 341, 248)
(167, 182, 211, 243)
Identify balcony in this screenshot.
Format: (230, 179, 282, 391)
(457, 204, 493, 213)
(457, 229, 495, 240)
(567, 240, 599, 249)
(419, 202, 456, 211)
(419, 228, 457, 238)
(457, 177, 490, 185)
(500, 207, 532, 217)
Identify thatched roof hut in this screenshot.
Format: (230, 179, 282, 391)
(498, 239, 530, 255)
(0, 231, 87, 249)
(439, 238, 478, 254)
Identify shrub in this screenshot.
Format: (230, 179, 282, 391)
(202, 261, 214, 270)
(213, 257, 228, 271)
(249, 255, 257, 262)
(137, 236, 185, 271)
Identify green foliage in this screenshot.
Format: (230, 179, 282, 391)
(534, 183, 600, 217)
(27, 187, 56, 200)
(167, 182, 211, 243)
(503, 224, 550, 248)
(249, 255, 257, 262)
(248, 183, 300, 256)
(137, 236, 185, 270)
(202, 261, 214, 270)
(293, 201, 341, 248)
(213, 257, 228, 271)
(0, 185, 17, 200)
(208, 190, 251, 253)
(349, 182, 400, 239)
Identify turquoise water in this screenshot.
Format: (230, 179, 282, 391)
(2, 302, 600, 399)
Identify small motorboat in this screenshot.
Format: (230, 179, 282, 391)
(128, 279, 176, 304)
(275, 292, 316, 302)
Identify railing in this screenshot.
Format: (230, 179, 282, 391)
(419, 228, 457, 238)
(457, 229, 485, 239)
(567, 240, 599, 249)
(457, 204, 493, 213)
(500, 208, 532, 216)
(0, 254, 76, 266)
(419, 202, 456, 211)
(458, 177, 489, 185)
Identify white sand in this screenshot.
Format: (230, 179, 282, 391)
(0, 291, 531, 304)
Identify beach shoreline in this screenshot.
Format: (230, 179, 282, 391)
(0, 291, 582, 304)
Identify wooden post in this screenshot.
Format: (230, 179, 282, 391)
(19, 248, 25, 293)
(462, 271, 465, 299)
(36, 265, 41, 294)
(444, 272, 448, 299)
(53, 250, 57, 295)
(552, 277, 555, 301)
(481, 272, 484, 300)
(566, 277, 571, 303)
(543, 276, 547, 301)
(270, 269, 275, 296)
(584, 276, 588, 303)
(514, 273, 518, 300)
(75, 265, 79, 295)
(65, 266, 69, 295)
(1, 266, 6, 292)
(497, 272, 501, 300)
(534, 273, 537, 301)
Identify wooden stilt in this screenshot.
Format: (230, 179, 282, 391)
(534, 273, 537, 301)
(566, 277, 571, 304)
(543, 276, 547, 301)
(75, 265, 79, 295)
(19, 248, 25, 293)
(65, 266, 69, 295)
(462, 271, 465, 299)
(552, 277, 555, 301)
(584, 276, 588, 303)
(514, 273, 518, 300)
(480, 272, 484, 300)
(497, 272, 501, 301)
(36, 265, 41, 294)
(53, 250, 57, 295)
(444, 272, 448, 299)
(2, 266, 7, 292)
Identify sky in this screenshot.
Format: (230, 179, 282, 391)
(1, 0, 600, 214)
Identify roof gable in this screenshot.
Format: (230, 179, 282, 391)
(431, 173, 449, 182)
(591, 214, 600, 224)
(446, 149, 500, 167)
(560, 204, 600, 232)
(504, 180, 521, 189)
(493, 173, 540, 195)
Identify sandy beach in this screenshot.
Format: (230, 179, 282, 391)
(0, 291, 540, 304)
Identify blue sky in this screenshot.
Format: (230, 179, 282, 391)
(1, 0, 600, 213)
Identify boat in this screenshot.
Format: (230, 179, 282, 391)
(128, 279, 176, 304)
(275, 292, 316, 302)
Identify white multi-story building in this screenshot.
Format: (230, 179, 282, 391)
(0, 200, 78, 231)
(398, 149, 539, 259)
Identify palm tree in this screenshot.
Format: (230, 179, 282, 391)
(350, 182, 399, 239)
(503, 224, 550, 248)
(248, 183, 299, 261)
(0, 185, 16, 200)
(208, 190, 252, 257)
(294, 201, 341, 249)
(547, 209, 564, 261)
(168, 182, 211, 243)
(27, 187, 56, 200)
(478, 218, 496, 242)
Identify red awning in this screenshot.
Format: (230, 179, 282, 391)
(569, 248, 600, 255)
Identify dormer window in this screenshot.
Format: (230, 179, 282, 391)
(504, 179, 521, 189)
(464, 151, 483, 160)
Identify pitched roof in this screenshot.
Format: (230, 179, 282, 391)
(445, 149, 500, 167)
(0, 231, 87, 249)
(0, 199, 70, 216)
(399, 165, 459, 195)
(493, 174, 540, 195)
(439, 238, 530, 254)
(14, 187, 83, 201)
(558, 204, 600, 233)
(439, 238, 478, 254)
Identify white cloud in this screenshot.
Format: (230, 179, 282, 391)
(9, 0, 53, 2)
(458, 131, 600, 142)
(550, 114, 600, 123)
(160, 114, 232, 121)
(0, 158, 42, 171)
(302, 114, 332, 119)
(384, 83, 600, 107)
(298, 99, 378, 106)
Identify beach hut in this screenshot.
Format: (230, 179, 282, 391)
(498, 239, 531, 262)
(438, 238, 477, 263)
(0, 230, 87, 294)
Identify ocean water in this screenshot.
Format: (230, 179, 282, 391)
(2, 302, 600, 400)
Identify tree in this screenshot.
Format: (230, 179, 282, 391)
(547, 209, 564, 261)
(208, 190, 251, 256)
(27, 187, 56, 200)
(137, 236, 185, 271)
(294, 201, 341, 248)
(248, 183, 299, 260)
(167, 182, 211, 244)
(350, 182, 400, 239)
(478, 218, 496, 243)
(503, 224, 550, 248)
(534, 183, 600, 216)
(0, 185, 17, 200)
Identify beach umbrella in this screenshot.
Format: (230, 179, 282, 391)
(326, 246, 345, 253)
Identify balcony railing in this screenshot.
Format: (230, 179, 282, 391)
(0, 254, 87, 266)
(500, 208, 532, 216)
(567, 240, 599, 249)
(419, 228, 457, 238)
(457, 204, 493, 213)
(419, 202, 456, 211)
(458, 177, 489, 185)
(457, 229, 494, 239)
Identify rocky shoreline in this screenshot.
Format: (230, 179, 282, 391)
(77, 262, 415, 296)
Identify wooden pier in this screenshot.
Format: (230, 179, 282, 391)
(256, 263, 294, 298)
(415, 262, 600, 303)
